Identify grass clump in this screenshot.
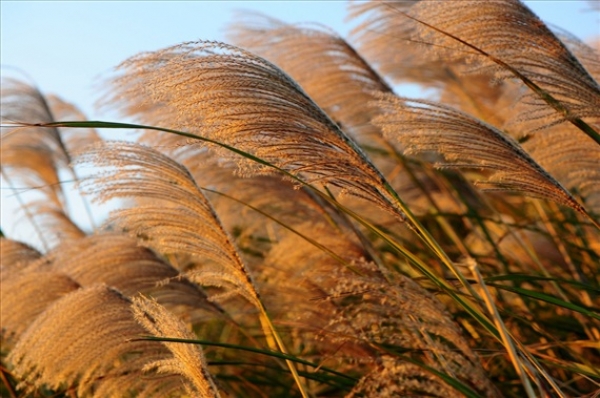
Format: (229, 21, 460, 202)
(1, 1, 599, 397)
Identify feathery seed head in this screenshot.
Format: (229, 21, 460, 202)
(373, 94, 589, 215)
(76, 141, 263, 307)
(7, 284, 196, 397)
(132, 296, 222, 398)
(105, 40, 407, 221)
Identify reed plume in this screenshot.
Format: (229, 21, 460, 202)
(227, 13, 392, 144)
(104, 40, 408, 221)
(522, 124, 600, 213)
(1, 269, 79, 339)
(76, 140, 311, 396)
(349, 0, 600, 148)
(132, 296, 222, 398)
(256, 219, 498, 396)
(76, 141, 262, 306)
(1, 79, 90, 248)
(354, 0, 600, 218)
(7, 284, 195, 397)
(259, 220, 365, 325)
(45, 232, 222, 321)
(321, 261, 498, 398)
(348, 1, 507, 124)
(225, 13, 466, 220)
(1, 78, 71, 165)
(403, 0, 600, 134)
(0, 238, 42, 272)
(348, 0, 435, 85)
(373, 95, 590, 216)
(553, 29, 600, 84)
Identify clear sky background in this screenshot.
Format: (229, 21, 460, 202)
(1, 1, 599, 245)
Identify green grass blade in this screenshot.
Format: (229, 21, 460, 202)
(137, 335, 357, 382)
(488, 283, 600, 320)
(486, 274, 600, 292)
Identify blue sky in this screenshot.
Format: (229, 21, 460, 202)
(1, 1, 599, 244)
